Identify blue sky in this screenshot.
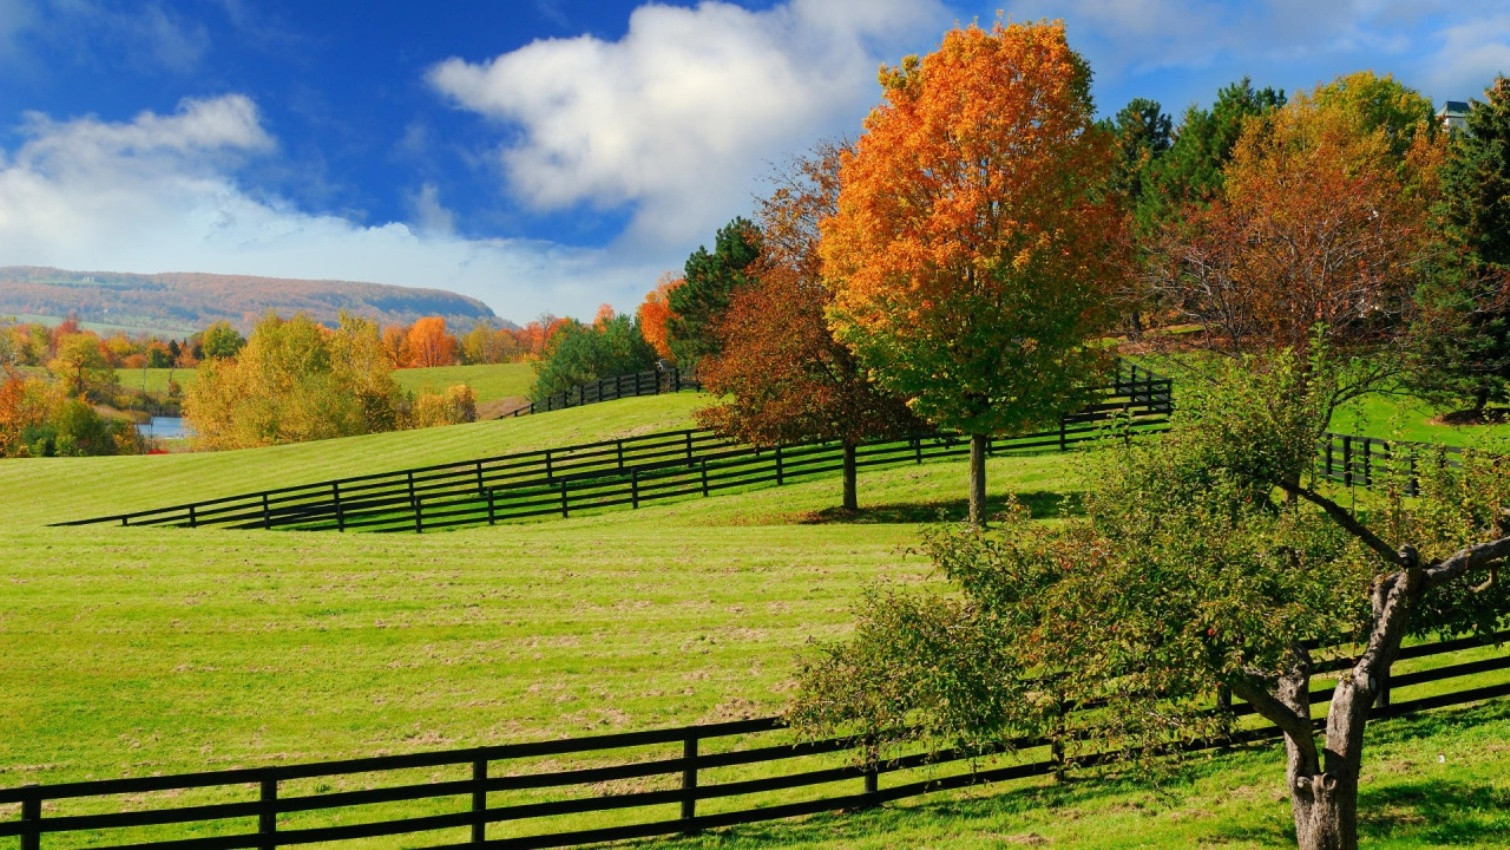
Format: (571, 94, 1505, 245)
(0, 1, 1506, 324)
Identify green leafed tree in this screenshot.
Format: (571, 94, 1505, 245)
(528, 312, 657, 401)
(1408, 77, 1510, 416)
(794, 352, 1510, 850)
(199, 321, 247, 360)
(665, 217, 761, 371)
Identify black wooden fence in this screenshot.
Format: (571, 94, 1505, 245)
(500, 368, 700, 418)
(55, 372, 1173, 534)
(1317, 431, 1464, 494)
(2, 629, 1504, 849)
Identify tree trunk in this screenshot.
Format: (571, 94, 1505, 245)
(968, 433, 987, 527)
(1290, 771, 1357, 850)
(1472, 383, 1491, 416)
(842, 442, 858, 512)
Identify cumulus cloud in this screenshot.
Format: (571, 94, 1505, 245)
(0, 95, 668, 321)
(427, 0, 947, 246)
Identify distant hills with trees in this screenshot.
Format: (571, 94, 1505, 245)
(0, 266, 505, 335)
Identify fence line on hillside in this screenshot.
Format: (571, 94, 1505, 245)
(2, 629, 1504, 849)
(498, 367, 701, 419)
(54, 369, 1174, 534)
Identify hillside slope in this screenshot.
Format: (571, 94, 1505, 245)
(0, 265, 504, 334)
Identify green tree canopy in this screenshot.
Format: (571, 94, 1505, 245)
(666, 217, 761, 370)
(528, 313, 657, 401)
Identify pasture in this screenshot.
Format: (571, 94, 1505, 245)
(2, 391, 1507, 848)
(128, 362, 535, 407)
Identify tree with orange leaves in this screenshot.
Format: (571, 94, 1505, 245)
(1154, 71, 1444, 411)
(636, 273, 682, 362)
(698, 142, 921, 511)
(402, 317, 459, 368)
(821, 20, 1127, 526)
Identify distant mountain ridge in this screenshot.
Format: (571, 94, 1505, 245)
(0, 266, 507, 335)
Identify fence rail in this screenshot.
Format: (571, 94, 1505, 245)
(1317, 431, 1464, 494)
(2, 629, 1503, 849)
(56, 371, 1173, 534)
(499, 368, 701, 419)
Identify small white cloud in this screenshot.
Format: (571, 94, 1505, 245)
(408, 182, 455, 236)
(428, 0, 947, 246)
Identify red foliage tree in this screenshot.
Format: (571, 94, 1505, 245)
(697, 142, 921, 511)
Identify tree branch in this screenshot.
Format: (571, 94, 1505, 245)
(1423, 535, 1510, 590)
(1274, 479, 1405, 567)
(1227, 675, 1318, 767)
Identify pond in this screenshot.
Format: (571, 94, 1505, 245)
(136, 416, 190, 440)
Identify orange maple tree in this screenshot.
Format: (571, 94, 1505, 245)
(1155, 71, 1444, 402)
(821, 20, 1127, 525)
(696, 143, 921, 511)
(401, 317, 459, 368)
(635, 273, 682, 362)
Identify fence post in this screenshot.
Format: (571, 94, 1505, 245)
(545, 450, 554, 480)
(631, 468, 640, 509)
(1343, 436, 1353, 488)
(188, 503, 198, 529)
(681, 730, 699, 831)
(414, 497, 424, 534)
(1363, 438, 1373, 487)
(1375, 671, 1392, 711)
(863, 736, 880, 806)
(262, 492, 272, 530)
(1325, 434, 1334, 481)
(578, 385, 585, 407)
(775, 445, 784, 486)
(475, 460, 485, 496)
(1059, 417, 1067, 452)
(560, 479, 569, 518)
(685, 431, 694, 465)
(914, 437, 922, 465)
(486, 489, 496, 526)
(19, 784, 40, 850)
(259, 776, 277, 850)
(333, 482, 345, 532)
(700, 458, 709, 497)
(471, 751, 488, 845)
(617, 440, 625, 471)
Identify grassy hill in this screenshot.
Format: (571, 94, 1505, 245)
(0, 393, 1505, 848)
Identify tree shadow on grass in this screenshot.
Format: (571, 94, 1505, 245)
(797, 491, 1084, 525)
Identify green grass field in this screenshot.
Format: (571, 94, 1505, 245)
(127, 361, 535, 404)
(1134, 352, 1510, 448)
(1, 392, 1506, 848)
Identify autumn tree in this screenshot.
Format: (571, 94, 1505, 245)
(666, 218, 761, 371)
(1408, 76, 1510, 415)
(1154, 72, 1444, 412)
(48, 332, 116, 402)
(794, 353, 1510, 850)
(185, 312, 407, 449)
(1138, 77, 1286, 230)
(402, 317, 459, 368)
(636, 273, 682, 362)
(697, 143, 922, 511)
(459, 321, 523, 364)
(200, 321, 246, 360)
(821, 20, 1126, 526)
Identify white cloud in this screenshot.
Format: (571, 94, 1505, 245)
(1421, 13, 1510, 102)
(0, 95, 671, 322)
(427, 0, 947, 246)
